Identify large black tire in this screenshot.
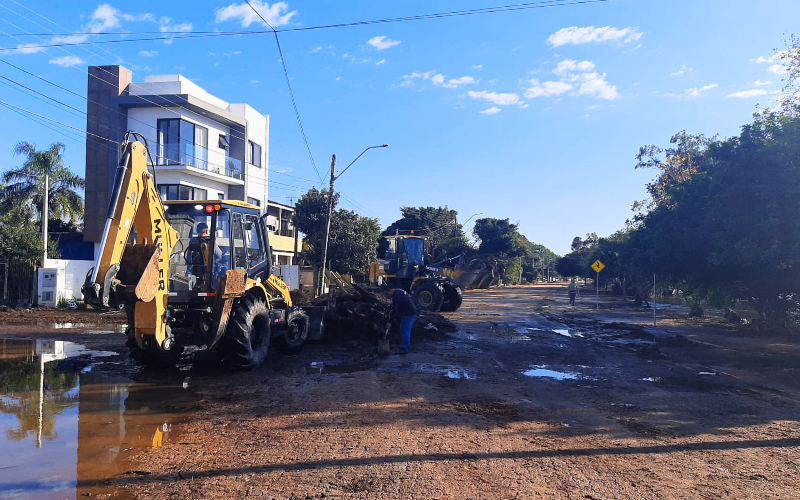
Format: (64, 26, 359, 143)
(273, 308, 309, 353)
(412, 281, 444, 312)
(440, 283, 463, 312)
(223, 294, 271, 369)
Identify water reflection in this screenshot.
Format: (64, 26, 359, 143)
(0, 339, 193, 499)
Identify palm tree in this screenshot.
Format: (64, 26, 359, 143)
(1, 141, 85, 223)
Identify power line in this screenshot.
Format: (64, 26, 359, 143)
(244, 0, 322, 184)
(0, 0, 616, 51)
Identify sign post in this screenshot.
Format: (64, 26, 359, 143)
(591, 260, 605, 310)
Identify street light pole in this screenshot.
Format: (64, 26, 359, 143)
(318, 144, 388, 296)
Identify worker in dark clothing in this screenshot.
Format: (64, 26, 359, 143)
(383, 288, 417, 355)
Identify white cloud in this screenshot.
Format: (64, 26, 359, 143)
(726, 89, 769, 98)
(553, 59, 595, 76)
(367, 36, 401, 50)
(682, 84, 717, 98)
(376, 59, 386, 66)
(89, 4, 122, 31)
(479, 107, 502, 115)
(441, 76, 478, 88)
(215, 0, 296, 28)
(49, 55, 84, 67)
(524, 79, 572, 98)
(754, 79, 772, 86)
(310, 46, 322, 53)
(0, 43, 46, 55)
(139, 50, 158, 57)
(159, 22, 192, 44)
(576, 72, 618, 99)
(391, 80, 414, 88)
(670, 63, 692, 76)
(250, 80, 259, 83)
(404, 71, 444, 85)
(768, 64, 786, 75)
(473, 64, 483, 69)
(467, 90, 525, 107)
(546, 26, 642, 47)
(750, 52, 785, 64)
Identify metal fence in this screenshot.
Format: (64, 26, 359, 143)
(0, 261, 35, 307)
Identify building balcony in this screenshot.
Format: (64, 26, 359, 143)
(157, 148, 244, 183)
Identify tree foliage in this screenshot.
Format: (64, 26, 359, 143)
(566, 110, 800, 330)
(294, 188, 380, 275)
(1, 142, 85, 223)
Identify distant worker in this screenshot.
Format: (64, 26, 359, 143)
(568, 278, 579, 306)
(383, 288, 417, 355)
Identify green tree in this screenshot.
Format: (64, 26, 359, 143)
(294, 188, 381, 275)
(627, 111, 800, 329)
(1, 142, 85, 223)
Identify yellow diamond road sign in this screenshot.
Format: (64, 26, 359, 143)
(591, 260, 605, 273)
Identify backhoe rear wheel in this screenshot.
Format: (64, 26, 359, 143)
(224, 294, 271, 369)
(440, 283, 463, 312)
(273, 308, 309, 353)
(412, 281, 444, 312)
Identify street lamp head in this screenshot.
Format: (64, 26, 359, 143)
(380, 144, 389, 148)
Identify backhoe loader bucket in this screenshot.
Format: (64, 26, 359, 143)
(116, 244, 161, 302)
(302, 305, 327, 341)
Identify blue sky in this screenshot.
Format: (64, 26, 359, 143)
(0, 0, 798, 255)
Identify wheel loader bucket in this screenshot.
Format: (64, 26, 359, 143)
(301, 305, 327, 341)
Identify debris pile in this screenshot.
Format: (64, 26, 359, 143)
(306, 283, 456, 342)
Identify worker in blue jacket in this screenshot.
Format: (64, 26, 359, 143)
(383, 288, 417, 355)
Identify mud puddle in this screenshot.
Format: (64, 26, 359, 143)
(380, 362, 477, 380)
(522, 365, 593, 381)
(0, 339, 196, 500)
(42, 322, 127, 334)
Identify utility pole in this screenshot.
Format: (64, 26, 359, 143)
(41, 174, 49, 266)
(317, 144, 389, 296)
(318, 154, 336, 296)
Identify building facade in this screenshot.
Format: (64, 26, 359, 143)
(84, 65, 269, 243)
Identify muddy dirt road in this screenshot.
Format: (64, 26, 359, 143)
(1, 284, 799, 499)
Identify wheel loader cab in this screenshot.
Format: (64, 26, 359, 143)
(164, 200, 272, 298)
(384, 235, 425, 279)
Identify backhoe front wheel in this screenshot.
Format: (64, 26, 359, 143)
(412, 281, 444, 312)
(273, 308, 309, 353)
(224, 294, 271, 369)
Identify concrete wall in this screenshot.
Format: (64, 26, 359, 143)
(229, 103, 268, 207)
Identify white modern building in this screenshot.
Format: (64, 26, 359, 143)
(84, 65, 269, 243)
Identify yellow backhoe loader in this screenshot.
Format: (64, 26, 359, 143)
(82, 132, 324, 368)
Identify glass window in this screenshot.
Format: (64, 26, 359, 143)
(247, 197, 261, 207)
(179, 185, 192, 200)
(218, 134, 229, 149)
(157, 119, 180, 165)
(231, 212, 266, 270)
(164, 204, 214, 292)
(194, 125, 208, 169)
(217, 192, 225, 200)
(249, 141, 262, 167)
(193, 188, 207, 201)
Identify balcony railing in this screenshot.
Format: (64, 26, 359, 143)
(156, 147, 244, 181)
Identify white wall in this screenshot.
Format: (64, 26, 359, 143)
(229, 103, 269, 208)
(39, 259, 95, 305)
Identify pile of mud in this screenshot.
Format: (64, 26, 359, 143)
(298, 284, 456, 342)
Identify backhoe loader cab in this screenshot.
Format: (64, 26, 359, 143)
(82, 135, 321, 369)
(370, 234, 463, 312)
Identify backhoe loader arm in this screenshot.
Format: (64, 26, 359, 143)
(82, 136, 178, 349)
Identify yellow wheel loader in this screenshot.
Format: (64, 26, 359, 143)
(82, 133, 324, 368)
(369, 234, 463, 312)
